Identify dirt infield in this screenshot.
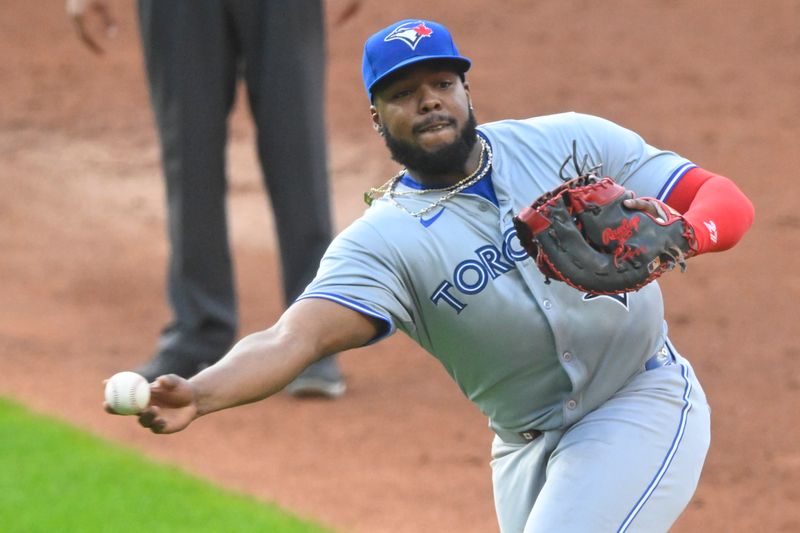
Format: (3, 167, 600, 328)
(1, 1, 798, 532)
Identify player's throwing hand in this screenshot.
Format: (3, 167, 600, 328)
(137, 375, 198, 434)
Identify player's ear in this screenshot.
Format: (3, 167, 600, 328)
(463, 81, 473, 110)
(370, 107, 384, 136)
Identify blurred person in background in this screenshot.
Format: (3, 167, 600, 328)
(67, 0, 345, 398)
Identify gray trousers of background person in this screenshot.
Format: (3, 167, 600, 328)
(137, 0, 334, 363)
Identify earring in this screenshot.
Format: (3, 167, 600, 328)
(374, 123, 385, 136)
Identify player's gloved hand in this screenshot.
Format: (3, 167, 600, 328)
(513, 175, 698, 294)
(137, 375, 198, 434)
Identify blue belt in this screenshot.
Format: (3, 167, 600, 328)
(644, 344, 675, 371)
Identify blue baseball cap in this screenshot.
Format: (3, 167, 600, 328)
(362, 19, 471, 101)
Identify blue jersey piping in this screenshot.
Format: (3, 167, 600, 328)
(656, 162, 697, 201)
(296, 292, 395, 344)
(616, 339, 693, 532)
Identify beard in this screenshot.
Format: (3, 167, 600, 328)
(383, 109, 478, 177)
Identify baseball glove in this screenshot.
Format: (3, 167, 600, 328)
(512, 174, 698, 294)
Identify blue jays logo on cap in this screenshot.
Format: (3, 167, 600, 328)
(362, 19, 471, 101)
(384, 21, 434, 50)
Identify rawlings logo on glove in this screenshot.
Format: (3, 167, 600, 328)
(513, 174, 698, 295)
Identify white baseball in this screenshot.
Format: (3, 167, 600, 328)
(104, 371, 150, 415)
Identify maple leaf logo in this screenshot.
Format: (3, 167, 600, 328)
(413, 23, 432, 37)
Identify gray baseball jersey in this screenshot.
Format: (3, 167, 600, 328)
(301, 112, 694, 432)
(299, 112, 710, 531)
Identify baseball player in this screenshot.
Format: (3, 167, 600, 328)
(124, 19, 754, 532)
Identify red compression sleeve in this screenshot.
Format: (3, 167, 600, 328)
(665, 167, 755, 254)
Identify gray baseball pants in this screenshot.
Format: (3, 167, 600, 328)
(137, 0, 333, 363)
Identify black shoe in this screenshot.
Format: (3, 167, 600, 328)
(134, 352, 217, 382)
(284, 355, 346, 399)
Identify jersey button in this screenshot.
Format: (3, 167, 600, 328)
(566, 399, 577, 410)
(542, 299, 552, 310)
(562, 351, 573, 362)
(479, 203, 489, 212)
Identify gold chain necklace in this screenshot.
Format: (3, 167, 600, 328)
(364, 138, 486, 204)
(363, 136, 493, 219)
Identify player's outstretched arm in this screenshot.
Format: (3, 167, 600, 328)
(136, 298, 383, 434)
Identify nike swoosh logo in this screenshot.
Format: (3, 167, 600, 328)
(419, 207, 446, 228)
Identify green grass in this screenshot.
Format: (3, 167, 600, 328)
(0, 397, 336, 533)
